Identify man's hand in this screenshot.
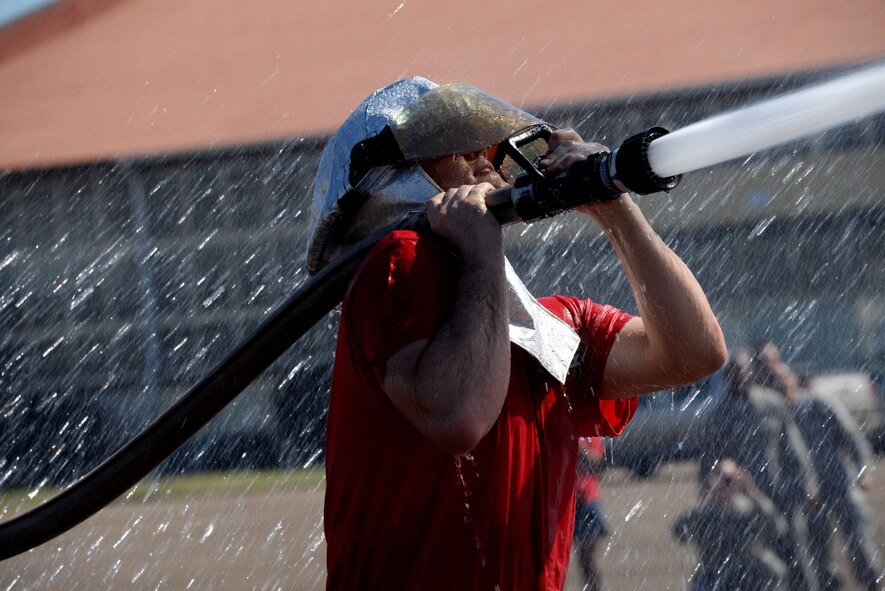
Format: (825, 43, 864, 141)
(539, 128, 631, 219)
(425, 182, 503, 262)
(539, 128, 612, 178)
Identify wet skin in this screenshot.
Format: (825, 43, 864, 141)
(418, 149, 507, 191)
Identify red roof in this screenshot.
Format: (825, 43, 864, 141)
(1, 0, 882, 170)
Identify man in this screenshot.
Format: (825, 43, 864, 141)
(673, 458, 789, 590)
(702, 348, 817, 591)
(758, 343, 882, 591)
(307, 77, 726, 590)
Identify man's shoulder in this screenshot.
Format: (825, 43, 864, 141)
(343, 229, 460, 331)
(538, 295, 631, 333)
(537, 295, 581, 327)
(351, 230, 454, 287)
(368, 229, 427, 255)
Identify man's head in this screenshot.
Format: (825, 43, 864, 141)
(306, 77, 545, 274)
(702, 458, 753, 507)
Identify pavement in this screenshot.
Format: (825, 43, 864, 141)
(3, 460, 883, 590)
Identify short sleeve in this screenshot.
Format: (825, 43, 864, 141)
(344, 230, 457, 383)
(540, 295, 637, 436)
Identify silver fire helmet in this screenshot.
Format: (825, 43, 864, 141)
(306, 76, 545, 274)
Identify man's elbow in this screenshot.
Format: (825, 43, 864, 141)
(389, 378, 500, 455)
(656, 337, 727, 388)
(681, 336, 728, 383)
(432, 417, 492, 456)
(410, 381, 508, 455)
(707, 331, 729, 374)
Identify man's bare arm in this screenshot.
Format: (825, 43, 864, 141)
(384, 183, 511, 455)
(542, 129, 727, 398)
(587, 196, 727, 397)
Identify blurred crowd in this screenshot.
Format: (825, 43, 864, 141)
(676, 342, 882, 591)
(573, 342, 883, 591)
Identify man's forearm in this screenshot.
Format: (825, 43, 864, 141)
(385, 253, 511, 455)
(419, 256, 510, 428)
(591, 195, 726, 386)
(385, 183, 514, 454)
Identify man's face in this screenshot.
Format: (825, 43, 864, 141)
(418, 149, 507, 190)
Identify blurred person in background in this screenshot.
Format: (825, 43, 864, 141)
(700, 347, 817, 591)
(674, 458, 789, 590)
(758, 343, 883, 591)
(573, 436, 610, 591)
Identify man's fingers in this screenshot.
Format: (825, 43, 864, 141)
(541, 152, 584, 173)
(540, 139, 611, 175)
(425, 183, 495, 230)
(547, 128, 583, 151)
(441, 183, 495, 205)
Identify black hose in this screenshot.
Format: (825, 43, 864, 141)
(0, 127, 675, 559)
(0, 211, 428, 561)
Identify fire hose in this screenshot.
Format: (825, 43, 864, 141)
(0, 128, 676, 559)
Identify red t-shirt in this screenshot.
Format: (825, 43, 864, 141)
(324, 230, 636, 590)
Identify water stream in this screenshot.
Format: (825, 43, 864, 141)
(648, 61, 885, 177)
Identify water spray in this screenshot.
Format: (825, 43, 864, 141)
(488, 61, 885, 224)
(648, 62, 885, 177)
(1, 61, 883, 560)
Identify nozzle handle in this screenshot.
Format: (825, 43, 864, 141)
(485, 127, 681, 225)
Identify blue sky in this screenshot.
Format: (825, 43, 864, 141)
(0, 0, 58, 28)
